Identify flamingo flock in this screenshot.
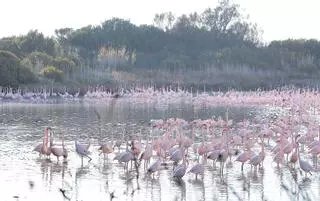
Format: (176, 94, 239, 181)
(2, 85, 319, 110)
(28, 86, 320, 200)
(32, 104, 320, 183)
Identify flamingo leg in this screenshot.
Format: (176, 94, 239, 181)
(86, 155, 92, 162)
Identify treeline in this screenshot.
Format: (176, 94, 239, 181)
(1, 0, 320, 90)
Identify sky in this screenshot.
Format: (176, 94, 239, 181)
(0, 0, 319, 42)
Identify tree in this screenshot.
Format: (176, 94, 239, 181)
(55, 28, 74, 55)
(18, 30, 56, 56)
(54, 56, 76, 75)
(40, 65, 63, 82)
(21, 51, 54, 73)
(0, 50, 36, 86)
(153, 12, 176, 31)
(0, 50, 20, 86)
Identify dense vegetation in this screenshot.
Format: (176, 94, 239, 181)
(1, 0, 320, 91)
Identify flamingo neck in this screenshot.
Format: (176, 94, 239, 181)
(43, 128, 48, 150)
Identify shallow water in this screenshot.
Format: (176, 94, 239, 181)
(0, 101, 318, 201)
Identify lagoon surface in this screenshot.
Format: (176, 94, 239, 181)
(0, 100, 318, 201)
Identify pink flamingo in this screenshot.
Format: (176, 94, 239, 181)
(51, 131, 68, 161)
(188, 156, 204, 180)
(40, 127, 53, 159)
(249, 137, 265, 171)
(33, 127, 53, 157)
(290, 148, 298, 168)
(235, 138, 254, 171)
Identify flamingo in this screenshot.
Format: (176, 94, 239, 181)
(207, 150, 220, 167)
(139, 143, 153, 170)
(33, 127, 53, 157)
(147, 159, 161, 178)
(169, 147, 184, 169)
(40, 127, 53, 159)
(217, 149, 228, 174)
(117, 149, 135, 170)
(249, 137, 265, 170)
(188, 156, 204, 180)
(98, 141, 114, 159)
(51, 131, 68, 161)
(290, 148, 298, 168)
(296, 135, 313, 177)
(235, 146, 252, 171)
(173, 158, 188, 180)
(75, 140, 92, 165)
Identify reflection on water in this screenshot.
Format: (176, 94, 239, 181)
(0, 102, 318, 201)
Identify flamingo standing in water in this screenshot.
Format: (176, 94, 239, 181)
(188, 155, 204, 180)
(51, 131, 68, 161)
(139, 142, 153, 170)
(75, 140, 92, 165)
(98, 141, 114, 160)
(118, 148, 135, 170)
(33, 127, 53, 157)
(296, 135, 313, 177)
(173, 153, 188, 180)
(147, 158, 161, 178)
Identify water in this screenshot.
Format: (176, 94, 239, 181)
(0, 101, 317, 201)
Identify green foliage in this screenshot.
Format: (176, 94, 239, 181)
(1, 0, 320, 89)
(17, 66, 38, 84)
(18, 30, 56, 56)
(0, 50, 37, 86)
(0, 50, 20, 86)
(53, 56, 76, 73)
(25, 51, 54, 66)
(40, 65, 63, 82)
